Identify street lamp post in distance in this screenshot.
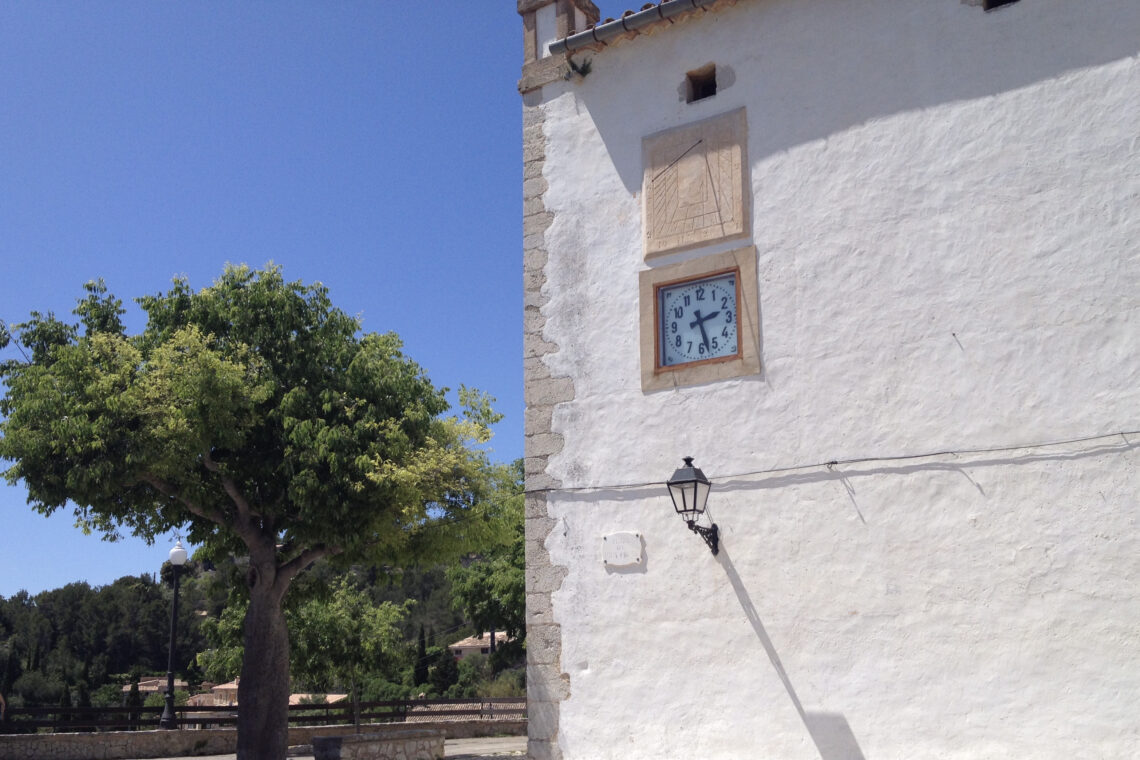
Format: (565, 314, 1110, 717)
(159, 539, 188, 730)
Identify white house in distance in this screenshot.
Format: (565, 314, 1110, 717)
(449, 632, 513, 661)
(121, 677, 187, 699)
(518, 1, 1139, 759)
(185, 679, 346, 708)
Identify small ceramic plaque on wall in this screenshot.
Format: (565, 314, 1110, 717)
(643, 107, 749, 258)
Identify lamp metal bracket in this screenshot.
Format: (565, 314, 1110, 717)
(687, 520, 719, 556)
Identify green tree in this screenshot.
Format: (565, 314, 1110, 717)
(10, 670, 62, 706)
(288, 578, 408, 728)
(89, 683, 123, 709)
(447, 461, 525, 650)
(143, 690, 188, 708)
(125, 678, 142, 730)
(0, 608, 24, 697)
(0, 569, 210, 707)
(450, 653, 490, 698)
(74, 681, 92, 733)
(413, 625, 429, 686)
(429, 649, 459, 695)
(0, 266, 507, 759)
(95, 576, 172, 680)
(2, 592, 52, 677)
(196, 598, 246, 684)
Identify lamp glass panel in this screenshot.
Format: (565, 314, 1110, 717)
(169, 543, 188, 566)
(694, 480, 711, 514)
(668, 481, 692, 514)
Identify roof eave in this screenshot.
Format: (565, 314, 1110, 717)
(549, 0, 726, 56)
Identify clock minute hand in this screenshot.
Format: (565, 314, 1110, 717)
(690, 309, 720, 352)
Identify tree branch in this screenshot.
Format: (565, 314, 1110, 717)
(278, 543, 342, 585)
(137, 473, 227, 526)
(202, 448, 262, 527)
(201, 449, 221, 473)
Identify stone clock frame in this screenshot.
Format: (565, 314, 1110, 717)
(639, 246, 761, 392)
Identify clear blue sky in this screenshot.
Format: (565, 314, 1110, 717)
(0, 1, 625, 598)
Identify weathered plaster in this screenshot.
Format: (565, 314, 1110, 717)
(523, 0, 1140, 758)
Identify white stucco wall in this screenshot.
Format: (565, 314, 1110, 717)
(529, 0, 1140, 758)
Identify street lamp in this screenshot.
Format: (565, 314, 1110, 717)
(159, 539, 188, 730)
(666, 457, 719, 555)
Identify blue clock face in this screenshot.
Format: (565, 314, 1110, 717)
(658, 270, 739, 367)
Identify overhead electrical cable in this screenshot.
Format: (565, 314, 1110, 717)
(525, 429, 1139, 495)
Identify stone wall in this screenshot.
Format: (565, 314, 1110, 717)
(0, 729, 235, 760)
(520, 91, 574, 760)
(312, 729, 443, 760)
(0, 720, 525, 760)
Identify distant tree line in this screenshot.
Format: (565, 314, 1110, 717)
(0, 460, 524, 714)
(0, 572, 207, 710)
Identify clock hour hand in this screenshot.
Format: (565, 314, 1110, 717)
(690, 309, 720, 352)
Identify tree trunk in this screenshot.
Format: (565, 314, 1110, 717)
(236, 560, 291, 760)
(351, 676, 360, 733)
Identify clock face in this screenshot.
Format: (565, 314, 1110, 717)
(657, 270, 739, 368)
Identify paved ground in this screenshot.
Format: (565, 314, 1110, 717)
(146, 735, 527, 759)
(444, 735, 526, 757)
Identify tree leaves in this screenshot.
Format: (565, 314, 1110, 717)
(0, 263, 506, 567)
(288, 578, 409, 694)
(1, 264, 512, 753)
(446, 460, 524, 641)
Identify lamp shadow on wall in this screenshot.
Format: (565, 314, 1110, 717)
(718, 545, 866, 760)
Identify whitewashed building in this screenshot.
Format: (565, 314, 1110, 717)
(449, 631, 513, 660)
(518, 1, 1140, 758)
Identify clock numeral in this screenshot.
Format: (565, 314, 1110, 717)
(661, 274, 741, 367)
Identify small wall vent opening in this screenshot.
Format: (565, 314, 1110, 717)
(984, 0, 1020, 10)
(686, 64, 717, 103)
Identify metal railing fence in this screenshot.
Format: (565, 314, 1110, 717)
(0, 697, 526, 733)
